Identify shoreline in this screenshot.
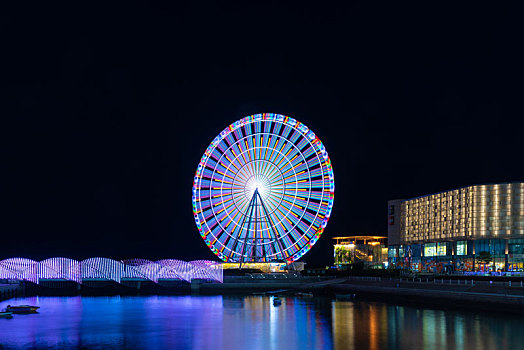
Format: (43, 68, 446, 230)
(5, 276, 524, 313)
(326, 277, 524, 314)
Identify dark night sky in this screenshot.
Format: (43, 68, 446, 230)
(1, 1, 523, 265)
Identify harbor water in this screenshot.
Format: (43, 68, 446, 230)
(0, 295, 523, 349)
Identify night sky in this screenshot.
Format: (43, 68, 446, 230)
(2, 2, 523, 266)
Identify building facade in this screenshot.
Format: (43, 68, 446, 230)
(333, 236, 388, 269)
(388, 182, 524, 273)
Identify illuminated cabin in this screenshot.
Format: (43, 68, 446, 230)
(388, 182, 524, 273)
(333, 236, 388, 269)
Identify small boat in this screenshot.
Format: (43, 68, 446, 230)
(335, 294, 356, 300)
(273, 297, 282, 306)
(6, 305, 40, 314)
(295, 292, 313, 297)
(0, 311, 13, 319)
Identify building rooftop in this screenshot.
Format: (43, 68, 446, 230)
(332, 235, 387, 240)
(394, 181, 524, 202)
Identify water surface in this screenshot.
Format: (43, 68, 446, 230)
(0, 295, 522, 349)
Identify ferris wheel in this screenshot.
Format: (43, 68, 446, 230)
(192, 113, 334, 264)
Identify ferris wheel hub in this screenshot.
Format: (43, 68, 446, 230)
(244, 174, 271, 202)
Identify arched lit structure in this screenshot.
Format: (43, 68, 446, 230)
(0, 258, 38, 283)
(0, 258, 223, 284)
(38, 257, 82, 283)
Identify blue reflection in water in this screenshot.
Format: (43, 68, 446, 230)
(1, 296, 524, 349)
(0, 296, 332, 350)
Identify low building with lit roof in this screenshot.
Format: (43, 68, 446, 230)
(333, 236, 388, 269)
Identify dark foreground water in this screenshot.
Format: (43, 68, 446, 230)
(0, 295, 522, 349)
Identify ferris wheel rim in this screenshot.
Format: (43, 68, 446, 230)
(192, 113, 334, 263)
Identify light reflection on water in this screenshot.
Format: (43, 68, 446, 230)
(0, 296, 522, 349)
(331, 301, 522, 350)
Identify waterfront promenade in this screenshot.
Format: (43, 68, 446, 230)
(329, 276, 524, 312)
(194, 274, 335, 293)
(0, 283, 21, 301)
(198, 274, 524, 312)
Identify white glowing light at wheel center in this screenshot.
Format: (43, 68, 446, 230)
(244, 175, 271, 201)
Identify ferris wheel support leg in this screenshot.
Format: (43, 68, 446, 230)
(231, 210, 249, 264)
(231, 189, 257, 268)
(239, 191, 257, 269)
(240, 206, 255, 268)
(251, 192, 257, 262)
(257, 191, 288, 264)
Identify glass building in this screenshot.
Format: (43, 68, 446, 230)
(388, 182, 524, 273)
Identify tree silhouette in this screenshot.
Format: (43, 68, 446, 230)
(476, 251, 492, 264)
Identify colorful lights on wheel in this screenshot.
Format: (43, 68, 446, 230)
(192, 113, 335, 263)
